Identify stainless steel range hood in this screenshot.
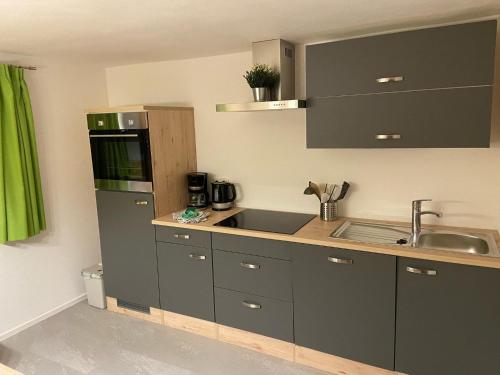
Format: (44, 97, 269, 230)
(216, 39, 306, 112)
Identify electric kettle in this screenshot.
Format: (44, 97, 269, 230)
(211, 181, 237, 211)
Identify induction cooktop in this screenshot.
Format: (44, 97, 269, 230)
(214, 209, 316, 235)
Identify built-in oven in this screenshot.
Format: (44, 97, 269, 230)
(87, 112, 153, 192)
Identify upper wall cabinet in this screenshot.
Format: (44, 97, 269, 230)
(306, 20, 497, 148)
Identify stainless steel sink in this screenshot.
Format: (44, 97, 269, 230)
(416, 232, 491, 255)
(331, 220, 500, 257)
(331, 221, 411, 245)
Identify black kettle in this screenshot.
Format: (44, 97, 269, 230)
(211, 181, 236, 211)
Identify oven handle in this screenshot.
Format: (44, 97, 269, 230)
(89, 134, 139, 138)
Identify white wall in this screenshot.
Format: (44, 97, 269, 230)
(0, 56, 108, 338)
(105, 36, 500, 231)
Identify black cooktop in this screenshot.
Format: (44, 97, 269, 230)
(214, 209, 316, 235)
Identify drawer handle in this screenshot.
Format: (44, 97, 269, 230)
(242, 301, 262, 309)
(135, 200, 149, 205)
(173, 234, 190, 240)
(327, 256, 353, 265)
(376, 76, 404, 83)
(189, 254, 206, 261)
(406, 266, 437, 276)
(376, 134, 401, 140)
(240, 262, 260, 270)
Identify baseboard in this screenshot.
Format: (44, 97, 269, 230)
(0, 293, 87, 342)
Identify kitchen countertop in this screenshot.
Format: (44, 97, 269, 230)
(153, 207, 500, 269)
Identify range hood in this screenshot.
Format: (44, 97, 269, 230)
(216, 39, 306, 112)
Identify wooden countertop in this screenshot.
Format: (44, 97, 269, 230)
(153, 207, 500, 269)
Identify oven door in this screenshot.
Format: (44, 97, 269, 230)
(89, 129, 153, 192)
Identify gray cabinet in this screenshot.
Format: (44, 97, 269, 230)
(213, 250, 292, 301)
(307, 86, 492, 148)
(157, 242, 214, 321)
(395, 258, 500, 375)
(306, 20, 496, 149)
(292, 244, 396, 370)
(214, 288, 294, 342)
(156, 226, 211, 248)
(212, 233, 291, 260)
(96, 190, 159, 308)
(212, 235, 294, 341)
(307, 20, 496, 98)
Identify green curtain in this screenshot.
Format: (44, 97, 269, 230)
(0, 64, 46, 243)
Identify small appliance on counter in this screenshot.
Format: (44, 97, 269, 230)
(187, 172, 209, 209)
(211, 181, 237, 211)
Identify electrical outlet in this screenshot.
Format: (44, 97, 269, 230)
(214, 176, 229, 182)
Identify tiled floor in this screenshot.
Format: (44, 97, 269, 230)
(1, 302, 327, 375)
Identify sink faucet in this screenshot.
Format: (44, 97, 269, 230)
(410, 199, 442, 246)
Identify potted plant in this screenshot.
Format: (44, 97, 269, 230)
(243, 64, 280, 102)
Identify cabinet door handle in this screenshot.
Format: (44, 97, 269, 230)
(376, 76, 404, 83)
(376, 134, 401, 140)
(327, 256, 353, 265)
(189, 254, 206, 261)
(242, 301, 262, 309)
(135, 200, 149, 205)
(406, 266, 437, 276)
(173, 234, 190, 240)
(240, 262, 260, 270)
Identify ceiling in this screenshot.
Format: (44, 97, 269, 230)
(1, 0, 500, 66)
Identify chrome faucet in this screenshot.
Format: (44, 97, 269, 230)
(410, 199, 442, 246)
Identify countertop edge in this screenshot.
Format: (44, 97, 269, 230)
(152, 209, 500, 270)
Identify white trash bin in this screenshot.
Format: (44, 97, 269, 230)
(81, 263, 106, 309)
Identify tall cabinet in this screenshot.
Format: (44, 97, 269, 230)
(88, 105, 197, 310)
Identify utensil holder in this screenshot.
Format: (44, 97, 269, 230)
(320, 202, 337, 221)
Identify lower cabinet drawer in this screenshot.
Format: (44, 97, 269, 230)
(212, 233, 291, 260)
(157, 242, 214, 321)
(214, 288, 293, 342)
(155, 226, 211, 248)
(213, 250, 292, 301)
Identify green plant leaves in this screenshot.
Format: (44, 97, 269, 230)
(243, 64, 280, 88)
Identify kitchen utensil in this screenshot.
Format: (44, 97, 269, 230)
(334, 182, 350, 202)
(327, 184, 338, 203)
(321, 193, 330, 203)
(320, 184, 330, 203)
(303, 181, 315, 196)
(310, 182, 321, 199)
(304, 181, 321, 200)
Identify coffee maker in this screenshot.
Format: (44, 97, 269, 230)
(187, 172, 209, 209)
